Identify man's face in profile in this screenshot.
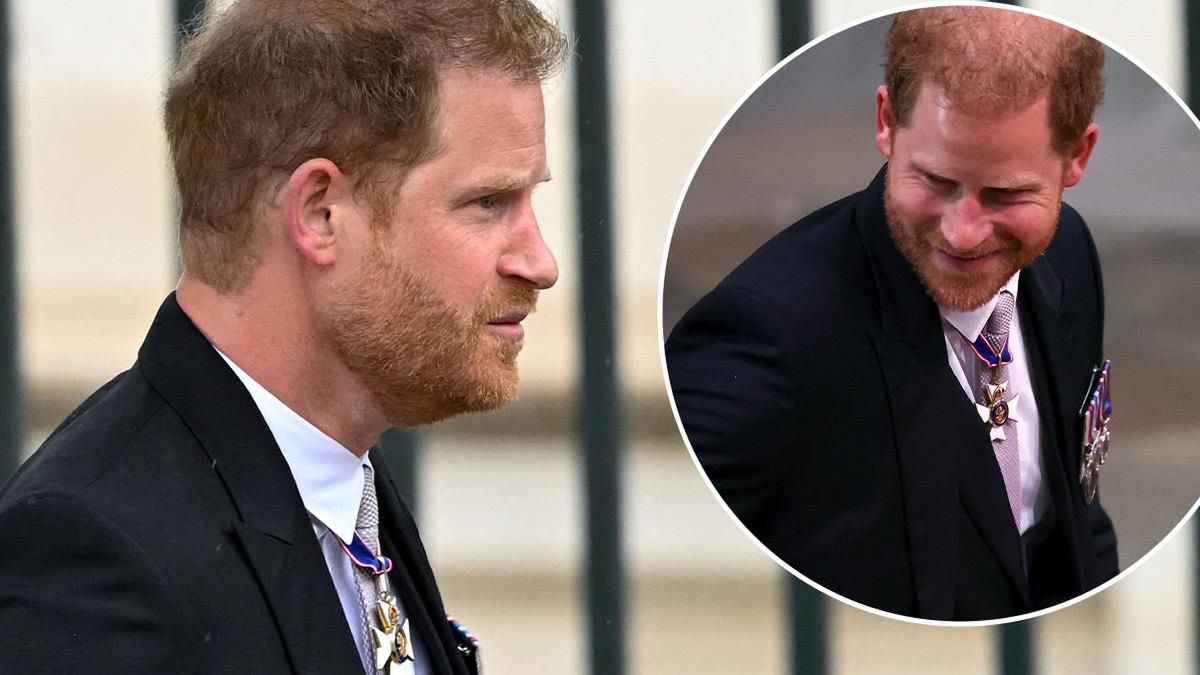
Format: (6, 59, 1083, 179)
(876, 83, 1081, 311)
(320, 68, 558, 426)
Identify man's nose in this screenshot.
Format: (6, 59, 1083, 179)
(499, 205, 558, 290)
(939, 194, 992, 253)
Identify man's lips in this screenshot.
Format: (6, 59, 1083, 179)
(933, 247, 1004, 273)
(486, 312, 530, 340)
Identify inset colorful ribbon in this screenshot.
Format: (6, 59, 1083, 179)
(337, 532, 394, 576)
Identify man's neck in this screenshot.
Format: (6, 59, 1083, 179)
(176, 275, 387, 455)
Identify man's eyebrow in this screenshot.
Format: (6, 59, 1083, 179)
(468, 170, 552, 193)
(909, 158, 949, 180)
(985, 176, 1043, 192)
(910, 159, 1042, 191)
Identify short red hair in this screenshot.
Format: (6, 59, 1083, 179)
(885, 6, 1105, 155)
(165, 0, 569, 293)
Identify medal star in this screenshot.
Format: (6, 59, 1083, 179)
(984, 380, 1009, 403)
(377, 598, 399, 633)
(372, 625, 396, 670)
(976, 393, 1019, 441)
(395, 618, 412, 661)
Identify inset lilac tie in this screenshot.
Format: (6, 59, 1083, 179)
(977, 291, 1022, 530)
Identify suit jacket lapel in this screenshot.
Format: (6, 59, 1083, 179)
(372, 449, 466, 675)
(138, 294, 361, 674)
(858, 168, 1029, 614)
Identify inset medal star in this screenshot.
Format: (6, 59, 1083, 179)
(372, 617, 413, 673)
(976, 378, 1019, 441)
(394, 618, 413, 662)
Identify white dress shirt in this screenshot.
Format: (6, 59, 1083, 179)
(215, 349, 423, 675)
(938, 273, 1049, 534)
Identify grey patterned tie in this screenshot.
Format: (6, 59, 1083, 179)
(356, 463, 382, 674)
(978, 290, 1022, 530)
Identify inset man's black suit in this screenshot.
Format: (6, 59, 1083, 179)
(0, 294, 475, 673)
(666, 167, 1117, 620)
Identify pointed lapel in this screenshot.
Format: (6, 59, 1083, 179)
(138, 294, 361, 674)
(1019, 257, 1087, 588)
(857, 168, 1029, 614)
(232, 521, 362, 674)
(371, 448, 466, 675)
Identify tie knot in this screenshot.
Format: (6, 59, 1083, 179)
(357, 463, 380, 555)
(984, 290, 1015, 342)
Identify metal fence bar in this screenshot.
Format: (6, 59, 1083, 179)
(776, 0, 811, 61)
(174, 0, 206, 49)
(173, 1, 206, 281)
(1000, 622, 1035, 675)
(789, 577, 828, 675)
(0, 0, 16, 487)
(379, 428, 420, 515)
(775, 3, 829, 674)
(1187, 5, 1200, 674)
(1188, 0, 1200, 105)
(571, 0, 625, 673)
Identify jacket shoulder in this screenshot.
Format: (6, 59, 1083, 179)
(4, 363, 182, 497)
(679, 187, 879, 342)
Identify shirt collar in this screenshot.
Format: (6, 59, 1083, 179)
(939, 272, 1021, 340)
(214, 347, 366, 544)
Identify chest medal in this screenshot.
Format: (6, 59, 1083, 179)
(1079, 360, 1113, 504)
(372, 574, 415, 673)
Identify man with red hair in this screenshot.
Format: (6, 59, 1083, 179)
(668, 7, 1117, 620)
(0, 1, 568, 671)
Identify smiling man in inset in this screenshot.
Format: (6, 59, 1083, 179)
(0, 1, 567, 672)
(667, 7, 1117, 620)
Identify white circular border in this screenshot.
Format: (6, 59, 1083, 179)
(655, 0, 1200, 628)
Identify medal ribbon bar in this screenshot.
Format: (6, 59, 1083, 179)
(1084, 360, 1112, 445)
(958, 329, 1013, 369)
(338, 532, 394, 576)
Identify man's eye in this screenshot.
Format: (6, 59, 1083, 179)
(477, 195, 498, 209)
(986, 188, 1025, 201)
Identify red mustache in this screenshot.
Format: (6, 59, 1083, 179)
(928, 235, 1012, 260)
(475, 286, 539, 324)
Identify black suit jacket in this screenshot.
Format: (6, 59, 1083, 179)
(0, 294, 473, 673)
(666, 166, 1118, 620)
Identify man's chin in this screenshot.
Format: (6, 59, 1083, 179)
(921, 271, 1008, 309)
(919, 267, 1008, 312)
(381, 363, 520, 428)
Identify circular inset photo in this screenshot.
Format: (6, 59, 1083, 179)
(661, 3, 1200, 624)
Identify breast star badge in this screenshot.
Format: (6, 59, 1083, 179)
(976, 380, 1019, 441)
(372, 616, 412, 673)
(372, 582, 414, 673)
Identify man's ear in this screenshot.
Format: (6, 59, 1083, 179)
(280, 158, 353, 267)
(1063, 122, 1099, 188)
(875, 84, 895, 158)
